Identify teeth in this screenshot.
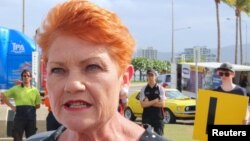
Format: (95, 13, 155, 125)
(68, 102, 89, 108)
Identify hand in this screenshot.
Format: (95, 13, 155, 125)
(154, 98, 159, 102)
(242, 119, 249, 125)
(0, 93, 4, 104)
(11, 106, 16, 112)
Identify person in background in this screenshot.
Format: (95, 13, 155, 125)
(140, 68, 166, 136)
(214, 62, 250, 124)
(118, 78, 129, 115)
(0, 69, 41, 141)
(43, 89, 62, 131)
(239, 74, 249, 89)
(27, 1, 168, 141)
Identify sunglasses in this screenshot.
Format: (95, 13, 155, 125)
(22, 75, 31, 78)
(147, 73, 155, 77)
(218, 72, 230, 77)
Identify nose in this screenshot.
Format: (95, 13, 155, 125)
(64, 74, 86, 94)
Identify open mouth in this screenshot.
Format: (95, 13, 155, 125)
(64, 101, 92, 108)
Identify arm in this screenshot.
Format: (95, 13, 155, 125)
(152, 99, 165, 107)
(139, 86, 158, 108)
(152, 86, 165, 107)
(1, 93, 16, 112)
(140, 97, 158, 108)
(0, 92, 3, 104)
(35, 104, 40, 109)
(34, 88, 41, 109)
(243, 108, 249, 125)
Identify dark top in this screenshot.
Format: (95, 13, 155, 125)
(214, 85, 247, 96)
(141, 84, 164, 120)
(239, 79, 248, 88)
(26, 125, 169, 141)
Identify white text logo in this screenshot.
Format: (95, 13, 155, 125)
(11, 43, 25, 54)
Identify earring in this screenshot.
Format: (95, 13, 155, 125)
(120, 85, 129, 96)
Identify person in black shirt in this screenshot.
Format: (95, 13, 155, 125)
(214, 62, 249, 124)
(140, 69, 166, 136)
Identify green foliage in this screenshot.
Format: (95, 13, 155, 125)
(132, 57, 170, 73)
(132, 57, 170, 80)
(222, 0, 250, 15)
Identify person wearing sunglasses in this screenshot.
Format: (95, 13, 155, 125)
(0, 69, 41, 141)
(215, 62, 249, 125)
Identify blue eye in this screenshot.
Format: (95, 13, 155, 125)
(86, 64, 102, 72)
(51, 68, 65, 74)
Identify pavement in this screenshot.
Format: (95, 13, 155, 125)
(0, 104, 48, 140)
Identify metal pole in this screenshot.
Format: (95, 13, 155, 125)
(22, 0, 25, 33)
(171, 0, 174, 63)
(246, 23, 248, 62)
(194, 47, 199, 98)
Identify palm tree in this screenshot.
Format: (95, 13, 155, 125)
(224, 0, 250, 64)
(215, 0, 221, 62)
(235, 0, 250, 64)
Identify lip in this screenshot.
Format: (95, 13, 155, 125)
(63, 99, 92, 111)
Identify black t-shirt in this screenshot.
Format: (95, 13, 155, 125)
(214, 85, 247, 96)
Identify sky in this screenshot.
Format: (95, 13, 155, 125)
(0, 0, 249, 53)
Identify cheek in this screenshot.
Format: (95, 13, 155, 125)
(46, 79, 63, 103)
(90, 81, 120, 110)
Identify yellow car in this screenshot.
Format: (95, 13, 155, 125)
(124, 88, 196, 123)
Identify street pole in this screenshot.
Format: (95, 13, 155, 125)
(171, 0, 174, 63)
(22, 0, 25, 33)
(194, 46, 200, 98)
(245, 22, 248, 63)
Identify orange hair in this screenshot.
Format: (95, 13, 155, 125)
(36, 0, 135, 74)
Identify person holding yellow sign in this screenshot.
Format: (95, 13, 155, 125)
(214, 62, 250, 125)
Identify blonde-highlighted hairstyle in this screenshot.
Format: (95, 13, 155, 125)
(37, 0, 135, 74)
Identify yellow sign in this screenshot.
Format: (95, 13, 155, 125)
(193, 89, 249, 141)
(190, 65, 203, 72)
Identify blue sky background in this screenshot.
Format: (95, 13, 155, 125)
(0, 0, 249, 53)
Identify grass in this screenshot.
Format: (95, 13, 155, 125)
(164, 123, 197, 141)
(135, 118, 197, 141)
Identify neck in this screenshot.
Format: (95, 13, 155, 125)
(59, 112, 145, 141)
(221, 82, 235, 91)
(148, 82, 156, 87)
(23, 83, 31, 88)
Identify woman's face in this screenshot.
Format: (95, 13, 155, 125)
(46, 35, 122, 131)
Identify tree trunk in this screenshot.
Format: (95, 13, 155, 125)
(139, 70, 142, 81)
(235, 9, 239, 64)
(239, 13, 243, 64)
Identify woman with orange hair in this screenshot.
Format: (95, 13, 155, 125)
(27, 0, 168, 141)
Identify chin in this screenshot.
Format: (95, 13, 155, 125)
(64, 118, 97, 131)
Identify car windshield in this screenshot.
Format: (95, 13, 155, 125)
(165, 90, 188, 99)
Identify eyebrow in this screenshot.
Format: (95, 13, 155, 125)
(48, 56, 105, 66)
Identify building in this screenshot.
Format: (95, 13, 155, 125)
(135, 47, 158, 60)
(177, 46, 216, 62)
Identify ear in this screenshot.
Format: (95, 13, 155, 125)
(123, 65, 134, 86)
(232, 71, 236, 78)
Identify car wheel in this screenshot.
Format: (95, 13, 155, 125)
(163, 109, 176, 124)
(124, 107, 136, 121)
